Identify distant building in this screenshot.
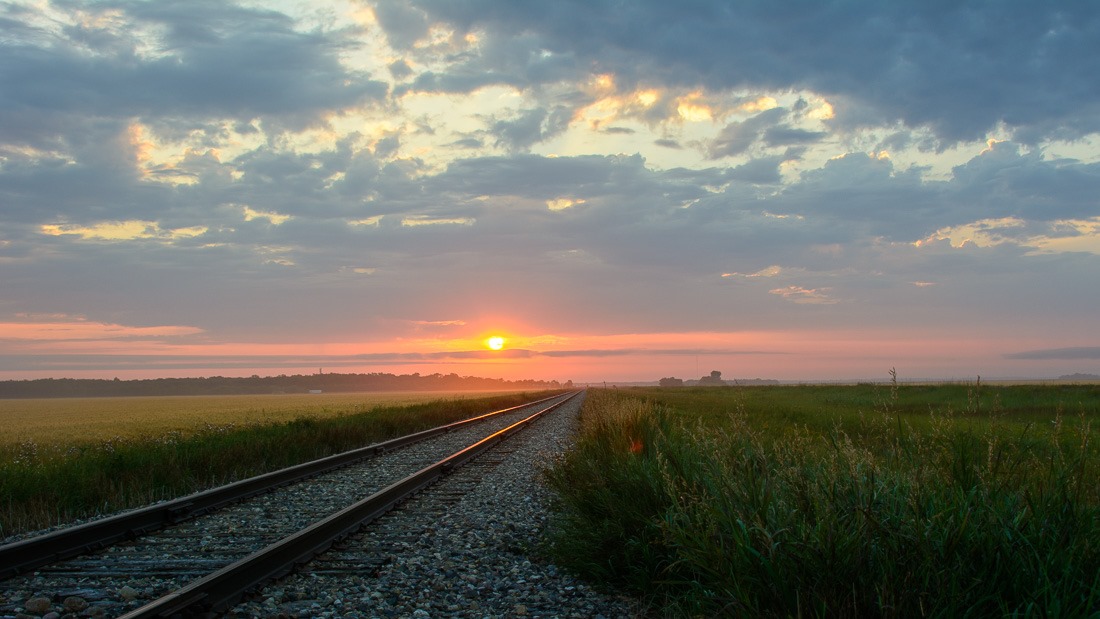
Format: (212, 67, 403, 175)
(698, 370, 725, 386)
(659, 377, 684, 387)
(309, 389, 323, 394)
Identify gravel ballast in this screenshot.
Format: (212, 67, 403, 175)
(228, 391, 638, 618)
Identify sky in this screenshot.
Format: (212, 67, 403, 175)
(2, 0, 1099, 384)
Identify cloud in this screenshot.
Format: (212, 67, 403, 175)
(387, 0, 1100, 143)
(768, 286, 838, 305)
(2, 1, 1099, 382)
(448, 137, 484, 149)
(949, 142, 1100, 222)
(388, 59, 415, 80)
(726, 156, 786, 184)
(3, 121, 1096, 345)
(0, 346, 790, 374)
(0, 318, 203, 342)
(0, 1, 386, 135)
(601, 126, 635, 135)
(484, 105, 576, 152)
(708, 108, 787, 158)
(372, 0, 431, 50)
(764, 126, 827, 147)
(1004, 347, 1100, 361)
(537, 348, 786, 358)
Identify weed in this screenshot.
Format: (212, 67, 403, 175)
(545, 383, 1100, 616)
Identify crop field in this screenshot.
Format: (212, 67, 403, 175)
(545, 382, 1100, 617)
(0, 391, 518, 447)
(0, 391, 545, 536)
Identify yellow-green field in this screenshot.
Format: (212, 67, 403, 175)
(0, 391, 519, 447)
(1, 391, 549, 535)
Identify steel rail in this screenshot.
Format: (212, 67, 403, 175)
(0, 392, 570, 580)
(116, 390, 581, 619)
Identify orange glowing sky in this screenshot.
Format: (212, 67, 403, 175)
(2, 1, 1099, 383)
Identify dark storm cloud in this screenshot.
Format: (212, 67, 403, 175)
(380, 0, 1100, 144)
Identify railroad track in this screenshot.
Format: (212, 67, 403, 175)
(0, 391, 591, 618)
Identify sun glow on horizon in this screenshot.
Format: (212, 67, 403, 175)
(486, 336, 505, 350)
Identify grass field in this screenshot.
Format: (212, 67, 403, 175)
(0, 391, 519, 447)
(545, 382, 1100, 617)
(0, 390, 549, 537)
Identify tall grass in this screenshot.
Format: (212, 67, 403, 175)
(544, 386, 1100, 617)
(0, 392, 550, 537)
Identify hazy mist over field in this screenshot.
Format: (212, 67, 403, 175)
(2, 1, 1099, 382)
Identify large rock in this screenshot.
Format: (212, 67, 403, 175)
(24, 597, 52, 614)
(63, 596, 88, 612)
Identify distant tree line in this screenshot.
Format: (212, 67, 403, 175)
(0, 372, 565, 399)
(659, 371, 779, 387)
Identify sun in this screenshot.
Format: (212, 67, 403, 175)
(487, 336, 505, 350)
